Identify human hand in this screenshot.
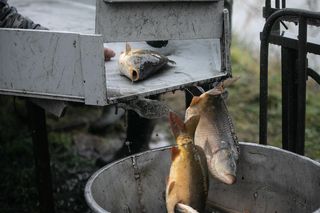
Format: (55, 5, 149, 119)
(104, 48, 115, 61)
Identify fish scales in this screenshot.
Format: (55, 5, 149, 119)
(166, 113, 209, 213)
(185, 79, 239, 185)
(118, 43, 175, 82)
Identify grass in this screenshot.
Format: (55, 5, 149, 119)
(0, 36, 319, 212)
(228, 37, 320, 159)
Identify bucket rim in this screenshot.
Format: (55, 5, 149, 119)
(84, 145, 173, 213)
(84, 142, 320, 212)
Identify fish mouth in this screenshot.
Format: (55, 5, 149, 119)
(221, 174, 236, 185)
(131, 70, 139, 81)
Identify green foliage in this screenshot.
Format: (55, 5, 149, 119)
(0, 97, 97, 212)
(228, 37, 320, 159)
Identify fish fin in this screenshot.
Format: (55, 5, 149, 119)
(189, 96, 201, 106)
(169, 112, 185, 139)
(195, 145, 209, 194)
(204, 139, 213, 156)
(175, 203, 199, 213)
(205, 77, 240, 97)
(168, 59, 176, 65)
(222, 76, 240, 88)
(184, 115, 200, 137)
(205, 86, 224, 96)
(168, 181, 175, 195)
(125, 43, 131, 54)
(171, 146, 180, 161)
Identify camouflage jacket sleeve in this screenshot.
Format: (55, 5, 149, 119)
(0, 1, 47, 30)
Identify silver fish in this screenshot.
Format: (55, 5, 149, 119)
(185, 78, 240, 185)
(118, 43, 175, 81)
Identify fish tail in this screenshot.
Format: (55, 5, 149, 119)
(175, 203, 199, 213)
(169, 112, 199, 138)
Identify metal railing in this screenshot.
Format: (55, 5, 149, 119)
(259, 1, 320, 155)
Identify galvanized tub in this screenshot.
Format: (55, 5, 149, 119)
(85, 142, 320, 213)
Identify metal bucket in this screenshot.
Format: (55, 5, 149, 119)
(85, 142, 320, 213)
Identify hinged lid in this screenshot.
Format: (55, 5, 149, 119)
(96, 0, 224, 42)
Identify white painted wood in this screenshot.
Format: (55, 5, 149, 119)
(0, 29, 106, 105)
(104, 39, 226, 103)
(96, 0, 224, 42)
(0, 29, 84, 100)
(80, 35, 108, 105)
(0, 30, 226, 105)
(1, 1, 229, 106)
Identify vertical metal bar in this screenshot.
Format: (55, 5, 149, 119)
(295, 17, 308, 155)
(260, 36, 269, 145)
(282, 0, 286, 8)
(275, 0, 280, 8)
(223, 9, 232, 76)
(266, 0, 271, 9)
(281, 47, 298, 151)
(26, 101, 55, 213)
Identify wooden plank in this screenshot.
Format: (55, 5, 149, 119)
(0, 29, 105, 104)
(96, 0, 224, 42)
(80, 35, 108, 105)
(0, 29, 84, 100)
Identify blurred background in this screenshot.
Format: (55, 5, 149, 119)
(0, 0, 319, 212)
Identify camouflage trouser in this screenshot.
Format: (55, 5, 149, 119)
(0, 1, 46, 29)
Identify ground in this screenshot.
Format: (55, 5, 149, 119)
(0, 38, 319, 212)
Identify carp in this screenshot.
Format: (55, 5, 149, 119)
(118, 43, 175, 82)
(166, 112, 209, 213)
(185, 78, 240, 185)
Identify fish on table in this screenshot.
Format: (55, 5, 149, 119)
(185, 78, 240, 185)
(166, 112, 209, 213)
(118, 43, 175, 82)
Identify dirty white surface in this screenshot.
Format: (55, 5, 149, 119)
(7, 0, 226, 104)
(105, 39, 224, 103)
(96, 0, 224, 42)
(0, 29, 84, 99)
(0, 28, 108, 105)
